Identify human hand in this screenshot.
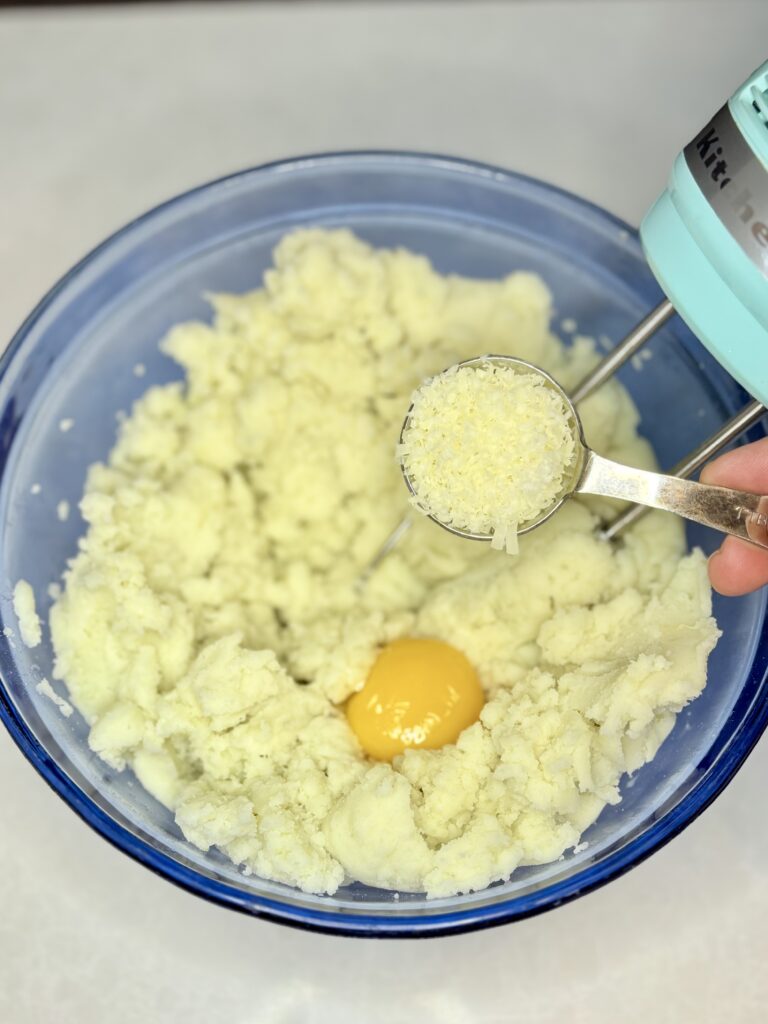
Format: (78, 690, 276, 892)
(700, 437, 768, 596)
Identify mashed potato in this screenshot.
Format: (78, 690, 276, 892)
(13, 579, 41, 648)
(50, 229, 720, 897)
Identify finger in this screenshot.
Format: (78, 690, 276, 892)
(708, 536, 768, 596)
(700, 440, 768, 594)
(700, 436, 768, 491)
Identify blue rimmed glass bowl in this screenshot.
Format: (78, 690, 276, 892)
(1, 152, 766, 937)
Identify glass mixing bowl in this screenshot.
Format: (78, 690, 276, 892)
(1, 153, 767, 938)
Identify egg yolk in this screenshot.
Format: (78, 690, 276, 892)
(346, 637, 484, 761)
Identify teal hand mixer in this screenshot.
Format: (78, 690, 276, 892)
(581, 57, 768, 539)
(367, 59, 768, 574)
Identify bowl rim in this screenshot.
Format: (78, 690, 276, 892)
(2, 149, 768, 938)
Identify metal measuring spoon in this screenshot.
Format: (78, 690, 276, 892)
(398, 355, 768, 549)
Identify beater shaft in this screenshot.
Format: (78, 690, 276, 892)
(357, 515, 413, 587)
(602, 399, 767, 540)
(571, 298, 675, 404)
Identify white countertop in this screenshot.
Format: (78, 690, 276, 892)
(2, 3, 768, 1021)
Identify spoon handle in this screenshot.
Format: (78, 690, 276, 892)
(577, 452, 768, 548)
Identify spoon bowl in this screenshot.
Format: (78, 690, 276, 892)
(399, 355, 768, 549)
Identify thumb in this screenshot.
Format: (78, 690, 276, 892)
(700, 437, 768, 596)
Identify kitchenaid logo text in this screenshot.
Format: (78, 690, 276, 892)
(684, 104, 768, 274)
(694, 127, 732, 189)
(727, 188, 768, 248)
(694, 125, 768, 247)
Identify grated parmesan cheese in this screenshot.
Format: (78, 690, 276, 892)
(399, 363, 577, 553)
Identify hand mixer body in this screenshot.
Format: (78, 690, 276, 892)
(641, 60, 768, 406)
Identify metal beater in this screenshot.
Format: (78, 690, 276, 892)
(365, 59, 768, 576)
